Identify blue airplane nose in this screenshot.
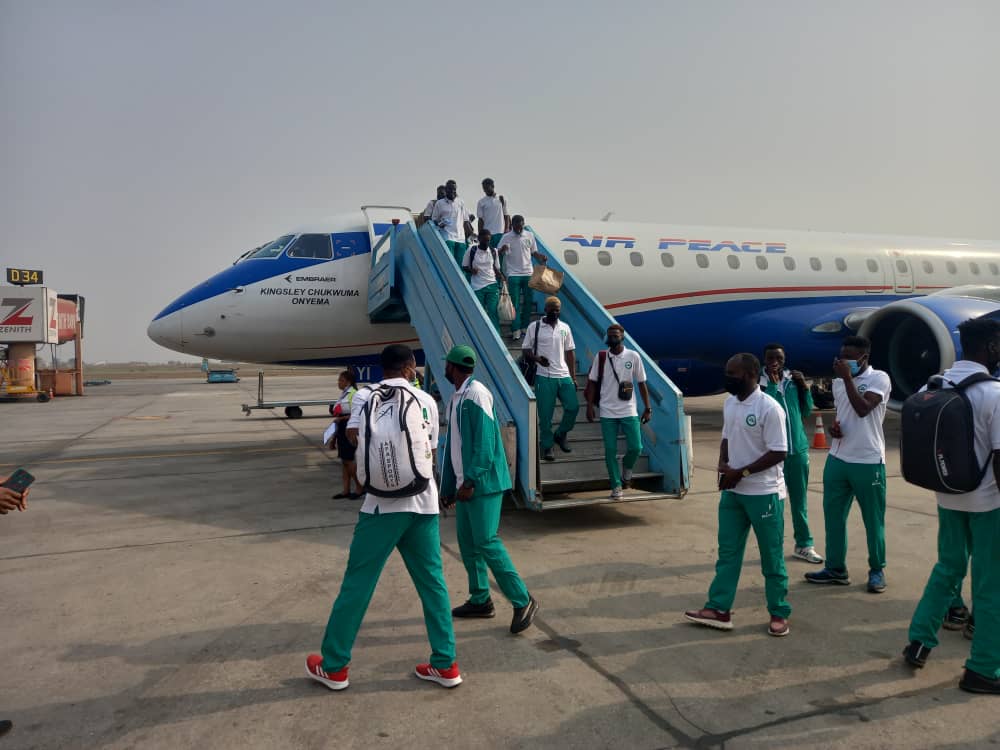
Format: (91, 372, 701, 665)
(147, 310, 184, 353)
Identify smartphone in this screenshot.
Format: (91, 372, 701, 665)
(1, 468, 35, 494)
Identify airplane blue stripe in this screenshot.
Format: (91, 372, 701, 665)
(153, 231, 371, 321)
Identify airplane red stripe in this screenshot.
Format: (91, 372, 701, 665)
(606, 285, 888, 309)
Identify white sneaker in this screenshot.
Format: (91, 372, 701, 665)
(794, 546, 824, 564)
(610, 486, 623, 501)
(511, 329, 522, 341)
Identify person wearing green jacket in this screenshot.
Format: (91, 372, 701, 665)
(761, 343, 824, 565)
(440, 345, 539, 634)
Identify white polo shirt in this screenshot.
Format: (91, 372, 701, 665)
(927, 361, 1000, 513)
(522, 320, 575, 379)
(499, 230, 538, 277)
(477, 195, 508, 235)
(587, 347, 646, 419)
(430, 197, 469, 242)
(347, 378, 440, 515)
(422, 197, 438, 218)
(722, 387, 788, 496)
(461, 244, 499, 291)
(830, 367, 891, 464)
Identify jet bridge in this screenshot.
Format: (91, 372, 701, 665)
(365, 212, 690, 510)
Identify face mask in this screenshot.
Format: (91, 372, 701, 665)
(724, 376, 744, 395)
(606, 337, 622, 347)
(545, 310, 560, 321)
(846, 359, 860, 376)
(444, 368, 455, 385)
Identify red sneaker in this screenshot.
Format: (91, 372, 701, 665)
(415, 662, 463, 688)
(768, 616, 790, 637)
(305, 654, 349, 690)
(683, 608, 733, 631)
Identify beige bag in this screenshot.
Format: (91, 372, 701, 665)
(528, 265, 564, 294)
(498, 282, 516, 324)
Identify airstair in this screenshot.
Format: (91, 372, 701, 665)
(364, 208, 690, 511)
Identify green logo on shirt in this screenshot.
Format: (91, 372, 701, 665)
(746, 415, 757, 427)
(625, 361, 633, 369)
(858, 384, 868, 394)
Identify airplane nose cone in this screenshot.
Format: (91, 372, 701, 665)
(147, 311, 184, 353)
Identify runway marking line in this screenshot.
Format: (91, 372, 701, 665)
(0, 445, 314, 467)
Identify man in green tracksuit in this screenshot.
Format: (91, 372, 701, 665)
(761, 343, 823, 565)
(440, 345, 539, 634)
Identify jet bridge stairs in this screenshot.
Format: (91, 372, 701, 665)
(364, 210, 690, 511)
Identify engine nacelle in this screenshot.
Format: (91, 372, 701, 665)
(859, 293, 1000, 409)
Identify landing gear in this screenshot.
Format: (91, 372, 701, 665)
(284, 405, 303, 419)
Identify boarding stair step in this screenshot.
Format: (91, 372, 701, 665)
(540, 470, 664, 495)
(539, 488, 681, 510)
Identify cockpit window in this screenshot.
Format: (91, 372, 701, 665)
(247, 235, 295, 259)
(287, 234, 333, 259)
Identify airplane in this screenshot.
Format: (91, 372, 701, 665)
(148, 208, 1000, 408)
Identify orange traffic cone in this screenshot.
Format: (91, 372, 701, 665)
(811, 415, 828, 449)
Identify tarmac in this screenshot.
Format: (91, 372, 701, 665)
(1, 375, 997, 749)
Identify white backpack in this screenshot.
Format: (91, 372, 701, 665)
(357, 384, 434, 497)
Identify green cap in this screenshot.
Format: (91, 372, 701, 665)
(445, 345, 477, 368)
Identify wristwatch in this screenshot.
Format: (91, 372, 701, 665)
(741, 468, 751, 478)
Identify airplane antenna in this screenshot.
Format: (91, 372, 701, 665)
(601, 211, 614, 222)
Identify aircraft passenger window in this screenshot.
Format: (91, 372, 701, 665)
(895, 260, 908, 273)
(970, 262, 981, 275)
(810, 257, 822, 271)
(867, 259, 879, 273)
(629, 252, 644, 267)
(922, 260, 934, 274)
(248, 234, 295, 259)
(727, 255, 740, 270)
(661, 253, 675, 268)
(835, 258, 847, 272)
(597, 250, 612, 266)
(783, 257, 796, 271)
(946, 261, 957, 274)
(990, 263, 999, 276)
(287, 234, 333, 259)
(696, 253, 709, 269)
(756, 256, 768, 270)
(564, 249, 579, 265)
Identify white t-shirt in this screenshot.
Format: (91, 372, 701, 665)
(499, 230, 538, 277)
(430, 197, 469, 242)
(830, 367, 891, 464)
(587, 347, 646, 419)
(522, 320, 575, 379)
(476, 195, 508, 235)
(461, 244, 500, 291)
(347, 378, 440, 515)
(928, 361, 1000, 513)
(422, 197, 438, 218)
(722, 387, 788, 496)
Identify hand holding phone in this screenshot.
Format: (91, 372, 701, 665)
(0, 468, 34, 513)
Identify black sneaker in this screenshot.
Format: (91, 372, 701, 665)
(959, 668, 1000, 694)
(510, 595, 538, 634)
(554, 432, 572, 453)
(964, 613, 975, 641)
(452, 599, 496, 618)
(542, 448, 555, 462)
(943, 605, 970, 631)
(804, 568, 851, 585)
(902, 640, 932, 668)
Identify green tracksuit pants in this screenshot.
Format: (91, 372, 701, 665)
(784, 450, 813, 548)
(536, 375, 579, 450)
(447, 240, 468, 267)
(507, 275, 533, 333)
(601, 416, 642, 489)
(320, 510, 455, 671)
(706, 491, 791, 618)
(456, 491, 530, 608)
(908, 506, 1000, 679)
(474, 283, 500, 334)
(822, 455, 886, 572)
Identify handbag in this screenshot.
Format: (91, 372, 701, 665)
(607, 354, 634, 401)
(516, 320, 541, 386)
(498, 282, 516, 324)
(528, 264, 563, 294)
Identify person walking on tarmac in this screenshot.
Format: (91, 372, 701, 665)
(685, 353, 791, 636)
(328, 369, 362, 499)
(462, 229, 505, 334)
(761, 343, 824, 565)
(902, 317, 1000, 694)
(306, 344, 462, 691)
(440, 345, 539, 633)
(522, 297, 579, 462)
(585, 324, 652, 501)
(805, 335, 892, 593)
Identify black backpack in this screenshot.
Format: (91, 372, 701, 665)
(900, 372, 999, 494)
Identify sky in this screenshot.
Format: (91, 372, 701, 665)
(2, 1, 998, 362)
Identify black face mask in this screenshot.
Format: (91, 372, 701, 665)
(545, 310, 560, 321)
(723, 376, 745, 395)
(444, 368, 455, 385)
(606, 337, 622, 348)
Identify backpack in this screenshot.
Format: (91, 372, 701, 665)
(900, 372, 999, 494)
(584, 351, 607, 405)
(357, 384, 434, 498)
(516, 320, 542, 386)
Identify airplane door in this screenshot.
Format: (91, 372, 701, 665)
(361, 205, 413, 262)
(891, 255, 914, 294)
